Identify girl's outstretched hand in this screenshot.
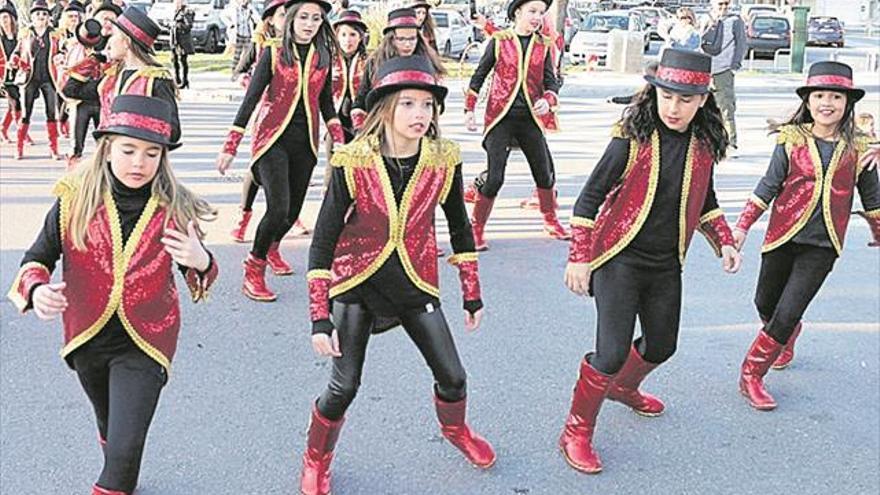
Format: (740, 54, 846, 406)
(860, 144, 880, 171)
(464, 309, 483, 332)
(162, 221, 210, 272)
(216, 152, 234, 175)
(32, 282, 68, 320)
(312, 330, 342, 357)
(464, 111, 478, 132)
(733, 229, 747, 251)
(564, 262, 591, 296)
(721, 245, 742, 273)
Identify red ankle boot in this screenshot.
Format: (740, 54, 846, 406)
(537, 187, 571, 240)
(243, 254, 276, 301)
(47, 120, 61, 160)
(606, 345, 665, 416)
(230, 209, 252, 243)
(772, 322, 802, 370)
(434, 395, 496, 468)
(1, 109, 12, 142)
(559, 357, 612, 474)
(740, 330, 784, 410)
(92, 485, 128, 495)
(290, 218, 310, 236)
(15, 123, 28, 159)
(471, 192, 495, 252)
(463, 183, 477, 204)
(266, 241, 294, 275)
(60, 119, 70, 138)
(300, 405, 345, 495)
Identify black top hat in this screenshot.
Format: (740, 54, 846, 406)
(384, 7, 420, 34)
(30, 0, 50, 15)
(644, 48, 712, 95)
(77, 19, 103, 47)
(406, 0, 433, 10)
(507, 0, 551, 21)
(111, 6, 160, 53)
(262, 0, 286, 20)
(333, 9, 367, 32)
(0, 1, 17, 20)
(796, 61, 865, 102)
(94, 95, 181, 150)
(284, 0, 332, 13)
(93, 0, 123, 17)
(365, 55, 447, 111)
(65, 0, 85, 13)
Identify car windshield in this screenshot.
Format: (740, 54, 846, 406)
(753, 17, 789, 31)
(584, 15, 628, 31)
(433, 13, 449, 28)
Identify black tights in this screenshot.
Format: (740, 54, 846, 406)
(73, 102, 100, 156)
(317, 302, 468, 421)
(23, 79, 57, 123)
(70, 342, 166, 493)
(589, 255, 682, 375)
(240, 171, 260, 211)
(755, 242, 836, 345)
(4, 85, 22, 112)
(478, 109, 555, 198)
(172, 50, 189, 86)
(250, 125, 316, 258)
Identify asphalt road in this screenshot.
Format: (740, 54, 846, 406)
(1, 66, 878, 494)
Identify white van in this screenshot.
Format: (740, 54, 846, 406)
(150, 0, 229, 53)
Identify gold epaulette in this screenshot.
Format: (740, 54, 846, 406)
(103, 62, 121, 77)
(854, 133, 871, 155)
(610, 122, 625, 138)
(137, 66, 173, 80)
(492, 29, 515, 41)
(52, 173, 81, 199)
(426, 137, 461, 168)
(776, 124, 808, 146)
(329, 137, 378, 168)
(263, 36, 281, 48)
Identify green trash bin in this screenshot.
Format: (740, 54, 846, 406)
(791, 5, 811, 73)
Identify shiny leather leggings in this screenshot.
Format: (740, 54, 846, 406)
(316, 302, 467, 421)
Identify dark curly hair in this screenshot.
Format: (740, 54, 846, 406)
(620, 84, 729, 163)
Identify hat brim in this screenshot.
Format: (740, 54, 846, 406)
(365, 82, 448, 112)
(645, 75, 710, 95)
(796, 85, 865, 103)
(95, 5, 124, 16)
(93, 126, 182, 150)
(110, 18, 154, 54)
(507, 0, 552, 21)
(77, 33, 103, 47)
(30, 7, 51, 14)
(0, 8, 17, 20)
(383, 22, 420, 34)
(284, 0, 332, 13)
(334, 18, 368, 32)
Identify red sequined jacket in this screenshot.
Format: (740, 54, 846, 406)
(736, 124, 880, 254)
(94, 64, 181, 142)
(331, 52, 366, 114)
(306, 137, 481, 324)
(7, 176, 218, 371)
(568, 129, 734, 269)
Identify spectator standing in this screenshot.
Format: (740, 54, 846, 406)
(172, 0, 195, 88)
(661, 7, 700, 52)
(229, 0, 258, 72)
(702, 0, 746, 156)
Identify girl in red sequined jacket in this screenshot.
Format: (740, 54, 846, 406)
(7, 95, 218, 495)
(733, 61, 880, 412)
(298, 56, 495, 495)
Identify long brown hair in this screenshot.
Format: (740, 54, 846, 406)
(419, 9, 437, 49)
(67, 137, 216, 251)
(771, 89, 858, 152)
(281, 1, 337, 68)
(0, 10, 17, 39)
(367, 29, 445, 84)
(356, 90, 442, 153)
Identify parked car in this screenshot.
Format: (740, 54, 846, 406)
(432, 8, 473, 57)
(564, 5, 583, 50)
(808, 16, 845, 47)
(569, 10, 649, 65)
(743, 4, 778, 21)
(746, 15, 790, 58)
(631, 6, 671, 40)
(128, 0, 154, 13)
(151, 0, 229, 53)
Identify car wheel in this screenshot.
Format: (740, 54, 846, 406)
(204, 28, 219, 54)
(837, 41, 844, 48)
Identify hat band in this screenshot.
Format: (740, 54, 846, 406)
(805, 74, 853, 89)
(103, 111, 171, 139)
(376, 70, 437, 89)
(388, 16, 419, 29)
(118, 16, 155, 48)
(338, 15, 363, 23)
(655, 66, 710, 87)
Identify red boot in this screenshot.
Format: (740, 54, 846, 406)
(463, 183, 477, 204)
(434, 395, 496, 468)
(519, 189, 539, 209)
(242, 254, 276, 301)
(66, 154, 81, 171)
(1, 109, 12, 142)
(470, 192, 495, 252)
(92, 485, 128, 495)
(559, 357, 612, 474)
(537, 187, 571, 240)
(266, 241, 294, 275)
(300, 405, 345, 495)
(230, 209, 252, 243)
(60, 118, 70, 138)
(47, 120, 61, 160)
(290, 218, 311, 236)
(607, 345, 665, 416)
(740, 330, 784, 410)
(772, 322, 802, 370)
(15, 123, 28, 159)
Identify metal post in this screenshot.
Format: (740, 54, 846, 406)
(790, 5, 811, 73)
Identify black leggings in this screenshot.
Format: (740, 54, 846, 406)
(316, 302, 468, 420)
(23, 79, 57, 123)
(73, 102, 100, 156)
(250, 123, 317, 258)
(4, 84, 22, 112)
(70, 341, 166, 493)
(589, 255, 682, 375)
(240, 171, 260, 211)
(755, 242, 836, 345)
(172, 50, 189, 85)
(478, 109, 555, 198)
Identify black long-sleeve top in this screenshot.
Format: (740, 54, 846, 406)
(753, 138, 880, 249)
(308, 150, 481, 333)
(21, 170, 215, 365)
(29, 29, 52, 84)
(574, 125, 721, 269)
(468, 34, 560, 113)
(352, 56, 375, 114)
(232, 43, 336, 131)
(2, 33, 17, 85)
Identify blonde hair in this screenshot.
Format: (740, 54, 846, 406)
(356, 89, 442, 154)
(67, 136, 217, 251)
